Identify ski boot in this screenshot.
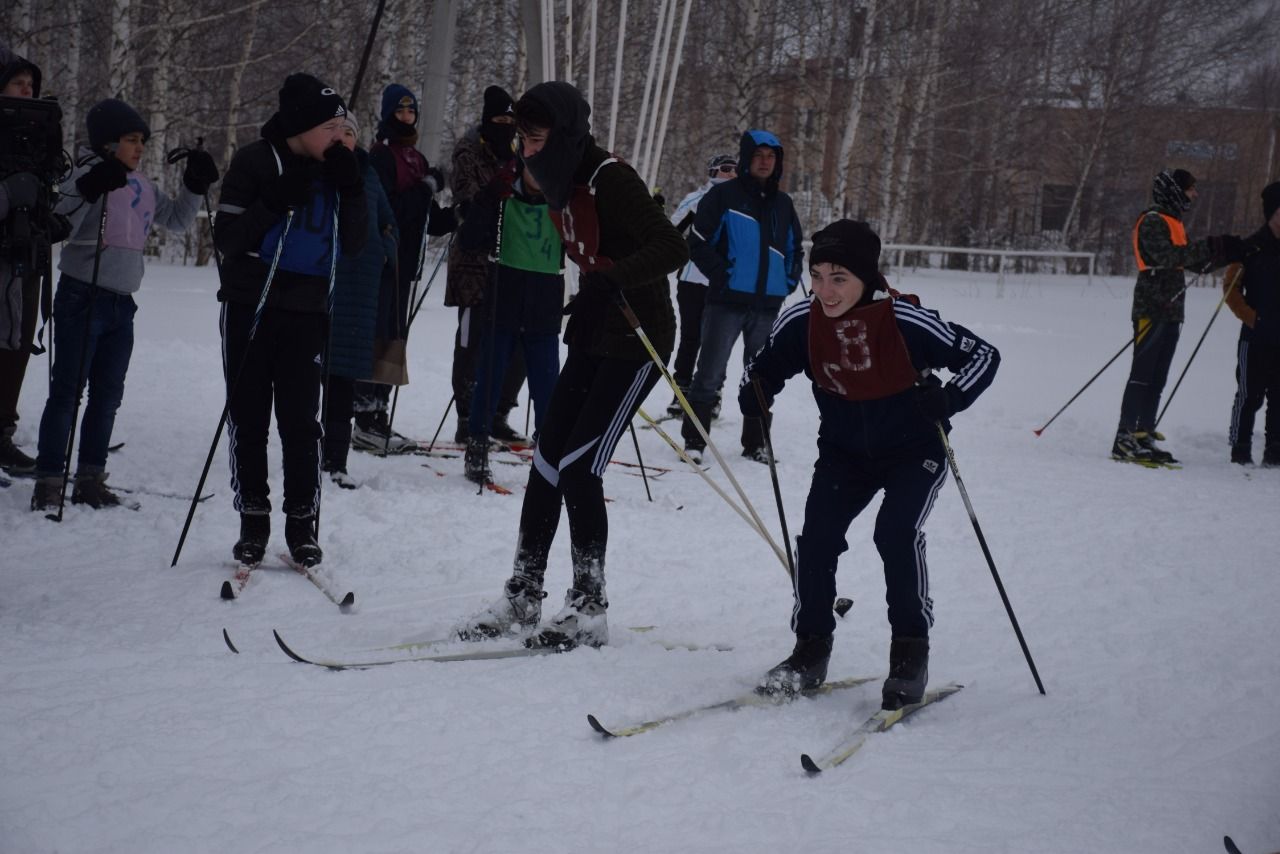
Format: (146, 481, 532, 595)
(1230, 444, 1253, 465)
(30, 476, 62, 512)
(323, 461, 359, 490)
(1262, 443, 1280, 468)
(464, 436, 493, 485)
(232, 512, 270, 566)
(529, 588, 609, 650)
(491, 413, 528, 446)
(758, 633, 833, 697)
(284, 514, 323, 567)
(882, 636, 929, 710)
(0, 427, 36, 477)
(1111, 430, 1153, 463)
(352, 412, 417, 454)
(456, 574, 546, 641)
(1134, 430, 1176, 464)
(70, 471, 122, 509)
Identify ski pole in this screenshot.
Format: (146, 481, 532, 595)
(1034, 279, 1196, 436)
(627, 422, 652, 502)
(314, 202, 341, 543)
(426, 393, 455, 453)
(1154, 266, 1243, 430)
(636, 406, 788, 570)
(612, 291, 778, 554)
(406, 232, 454, 329)
(47, 196, 109, 522)
(172, 210, 295, 566)
(937, 423, 1046, 695)
(382, 250, 403, 458)
(751, 376, 794, 579)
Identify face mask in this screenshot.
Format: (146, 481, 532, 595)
(482, 122, 516, 154)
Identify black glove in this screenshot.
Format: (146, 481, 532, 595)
(1254, 314, 1278, 343)
(322, 144, 362, 194)
(261, 161, 316, 213)
(1208, 234, 1249, 267)
(913, 384, 954, 421)
(75, 158, 129, 204)
(579, 270, 620, 298)
(562, 273, 619, 346)
(182, 150, 220, 195)
(1, 172, 40, 209)
(424, 166, 445, 194)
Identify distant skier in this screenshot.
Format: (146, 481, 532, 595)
(457, 81, 687, 650)
(1224, 181, 1280, 466)
(740, 220, 999, 711)
(1112, 169, 1251, 465)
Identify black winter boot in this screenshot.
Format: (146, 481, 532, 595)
(1231, 444, 1253, 465)
(232, 513, 270, 566)
(464, 436, 492, 485)
(491, 413, 528, 446)
(0, 427, 36, 476)
(285, 515, 322, 567)
(758, 633, 833, 696)
(31, 476, 62, 512)
(882, 636, 929, 710)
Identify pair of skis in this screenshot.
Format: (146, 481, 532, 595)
(590, 677, 963, 775)
(220, 554, 354, 609)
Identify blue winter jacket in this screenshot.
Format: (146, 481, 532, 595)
(687, 129, 804, 309)
(328, 148, 398, 380)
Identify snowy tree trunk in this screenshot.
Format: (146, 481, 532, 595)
(831, 0, 879, 214)
(109, 0, 135, 98)
(886, 0, 946, 242)
(221, 0, 261, 167)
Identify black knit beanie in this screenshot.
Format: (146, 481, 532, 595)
(809, 220, 884, 292)
(482, 86, 514, 123)
(86, 98, 150, 153)
(262, 73, 346, 140)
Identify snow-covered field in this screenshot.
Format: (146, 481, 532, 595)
(2, 260, 1278, 854)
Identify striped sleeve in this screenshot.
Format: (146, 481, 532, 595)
(894, 300, 999, 413)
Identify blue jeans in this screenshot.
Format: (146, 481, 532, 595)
(687, 302, 778, 405)
(36, 276, 136, 477)
(470, 330, 560, 439)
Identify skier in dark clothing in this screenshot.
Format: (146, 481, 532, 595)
(741, 220, 999, 711)
(1113, 169, 1250, 465)
(352, 84, 457, 453)
(457, 81, 688, 650)
(1224, 182, 1280, 466)
(214, 73, 368, 567)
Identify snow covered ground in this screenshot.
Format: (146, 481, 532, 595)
(2, 260, 1278, 854)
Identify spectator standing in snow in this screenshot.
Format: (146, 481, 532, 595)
(447, 85, 529, 448)
(742, 220, 999, 710)
(321, 115, 398, 488)
(1223, 181, 1280, 467)
(213, 73, 367, 567)
(456, 81, 687, 650)
(353, 83, 457, 453)
(30, 98, 212, 511)
(682, 129, 803, 464)
(663, 152, 737, 418)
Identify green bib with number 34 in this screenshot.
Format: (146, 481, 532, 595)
(498, 196, 561, 275)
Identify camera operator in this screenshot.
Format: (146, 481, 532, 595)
(0, 44, 61, 477)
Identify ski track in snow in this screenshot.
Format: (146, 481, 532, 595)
(2, 263, 1279, 853)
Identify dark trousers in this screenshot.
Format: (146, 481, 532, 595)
(35, 276, 136, 477)
(451, 305, 525, 422)
(221, 302, 325, 517)
(512, 350, 660, 596)
(672, 280, 707, 386)
(682, 301, 777, 451)
(792, 441, 948, 639)
(1229, 335, 1280, 453)
(1118, 318, 1180, 433)
(470, 330, 559, 439)
(324, 373, 356, 469)
(0, 266, 42, 432)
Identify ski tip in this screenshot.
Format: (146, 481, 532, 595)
(272, 629, 308, 663)
(339, 592, 356, 609)
(222, 628, 239, 654)
(586, 714, 616, 738)
(220, 580, 236, 600)
(800, 754, 823, 775)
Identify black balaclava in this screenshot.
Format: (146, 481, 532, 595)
(479, 85, 516, 155)
(515, 81, 592, 211)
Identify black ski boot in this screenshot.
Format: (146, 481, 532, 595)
(1230, 444, 1253, 465)
(285, 514, 323, 567)
(70, 471, 122, 508)
(464, 436, 492, 485)
(882, 636, 929, 710)
(0, 427, 36, 477)
(491, 413, 528, 446)
(1263, 443, 1280, 467)
(758, 633, 833, 696)
(232, 513, 270, 566)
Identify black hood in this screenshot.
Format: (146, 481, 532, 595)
(736, 129, 784, 193)
(0, 44, 42, 97)
(517, 81, 592, 211)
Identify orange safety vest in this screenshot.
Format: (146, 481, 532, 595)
(1132, 212, 1187, 271)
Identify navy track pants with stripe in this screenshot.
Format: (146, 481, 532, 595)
(512, 349, 659, 597)
(793, 439, 948, 639)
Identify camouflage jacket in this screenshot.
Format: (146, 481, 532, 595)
(445, 127, 508, 307)
(1131, 206, 1212, 324)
